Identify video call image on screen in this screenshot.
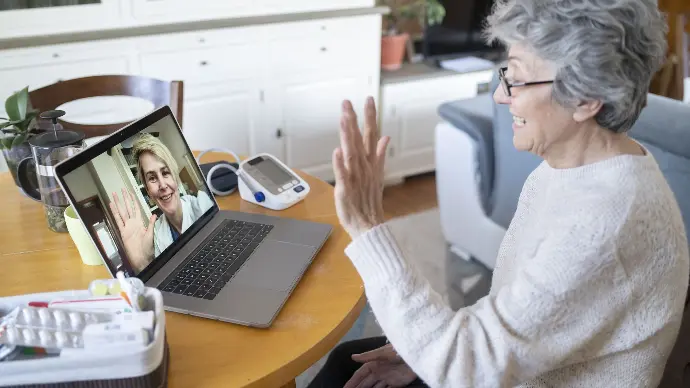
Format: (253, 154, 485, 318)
(62, 115, 214, 276)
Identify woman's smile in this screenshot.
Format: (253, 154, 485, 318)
(158, 192, 174, 203)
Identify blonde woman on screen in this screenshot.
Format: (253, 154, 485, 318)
(109, 133, 213, 273)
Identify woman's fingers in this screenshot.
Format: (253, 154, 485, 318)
(344, 363, 373, 388)
(145, 214, 157, 242)
(355, 372, 379, 388)
(341, 100, 367, 171)
(120, 188, 132, 220)
(363, 96, 379, 160)
(339, 114, 355, 172)
(109, 195, 125, 231)
(352, 345, 388, 363)
(333, 147, 348, 185)
(112, 191, 129, 222)
(376, 136, 390, 177)
(372, 381, 387, 388)
(128, 190, 140, 221)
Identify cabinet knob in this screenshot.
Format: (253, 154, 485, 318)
(52, 53, 60, 58)
(276, 128, 283, 138)
(198, 37, 206, 43)
(200, 60, 208, 66)
(320, 47, 327, 52)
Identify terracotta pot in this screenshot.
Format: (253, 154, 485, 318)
(381, 33, 409, 71)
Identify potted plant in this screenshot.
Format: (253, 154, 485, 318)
(379, 0, 446, 70)
(0, 87, 39, 187)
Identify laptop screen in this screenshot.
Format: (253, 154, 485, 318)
(60, 112, 217, 277)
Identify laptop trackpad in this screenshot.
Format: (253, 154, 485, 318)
(232, 240, 316, 292)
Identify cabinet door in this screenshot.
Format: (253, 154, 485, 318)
(182, 83, 261, 158)
(130, 0, 256, 22)
(381, 70, 494, 178)
(274, 73, 376, 181)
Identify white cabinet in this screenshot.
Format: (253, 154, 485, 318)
(381, 68, 495, 180)
(0, 12, 383, 181)
(183, 82, 261, 158)
(276, 74, 370, 172)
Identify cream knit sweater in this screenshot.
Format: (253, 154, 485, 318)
(345, 151, 690, 388)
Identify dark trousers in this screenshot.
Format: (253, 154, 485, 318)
(307, 336, 429, 388)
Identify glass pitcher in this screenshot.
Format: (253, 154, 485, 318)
(16, 110, 86, 233)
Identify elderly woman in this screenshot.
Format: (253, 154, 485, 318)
(110, 133, 213, 273)
(309, 0, 690, 387)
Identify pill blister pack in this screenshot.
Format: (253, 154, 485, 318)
(89, 277, 145, 297)
(0, 306, 111, 349)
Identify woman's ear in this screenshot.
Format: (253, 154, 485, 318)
(572, 99, 603, 123)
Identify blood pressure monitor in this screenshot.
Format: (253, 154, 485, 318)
(237, 153, 310, 210)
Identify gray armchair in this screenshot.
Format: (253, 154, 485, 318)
(434, 73, 690, 387)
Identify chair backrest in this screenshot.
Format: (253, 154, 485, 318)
(28, 75, 184, 138)
(632, 93, 690, 388)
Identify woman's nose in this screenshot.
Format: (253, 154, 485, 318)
(493, 86, 511, 105)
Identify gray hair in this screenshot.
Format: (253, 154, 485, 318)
(483, 0, 668, 133)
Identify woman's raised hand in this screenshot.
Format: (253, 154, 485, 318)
(332, 97, 390, 240)
(109, 188, 157, 272)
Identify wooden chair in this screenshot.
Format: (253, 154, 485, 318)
(662, 12, 690, 102)
(656, 0, 690, 100)
(28, 75, 183, 138)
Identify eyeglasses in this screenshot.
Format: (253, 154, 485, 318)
(498, 67, 555, 97)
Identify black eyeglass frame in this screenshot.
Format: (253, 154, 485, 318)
(498, 67, 555, 97)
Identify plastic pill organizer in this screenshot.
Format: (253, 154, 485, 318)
(0, 306, 110, 349)
(0, 276, 169, 387)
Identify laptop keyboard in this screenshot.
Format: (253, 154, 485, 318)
(159, 220, 273, 300)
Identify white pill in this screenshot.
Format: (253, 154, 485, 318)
(71, 334, 81, 347)
(22, 328, 35, 342)
(39, 309, 53, 326)
(39, 330, 53, 346)
(21, 308, 36, 323)
(53, 310, 68, 327)
(55, 331, 68, 347)
(6, 327, 18, 343)
(83, 313, 99, 325)
(69, 312, 83, 329)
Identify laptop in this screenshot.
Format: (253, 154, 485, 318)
(54, 105, 332, 328)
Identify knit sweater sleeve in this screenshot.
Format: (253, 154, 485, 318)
(345, 219, 631, 388)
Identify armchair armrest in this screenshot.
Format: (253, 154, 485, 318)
(438, 94, 495, 212)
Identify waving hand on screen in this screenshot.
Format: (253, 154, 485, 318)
(109, 188, 157, 273)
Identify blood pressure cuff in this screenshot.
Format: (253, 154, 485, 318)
(199, 161, 239, 193)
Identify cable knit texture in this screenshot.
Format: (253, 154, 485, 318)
(345, 149, 690, 388)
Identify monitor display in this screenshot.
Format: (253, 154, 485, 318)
(61, 114, 215, 276)
(422, 0, 501, 58)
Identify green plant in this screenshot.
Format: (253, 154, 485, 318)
(0, 86, 39, 150)
(379, 0, 446, 35)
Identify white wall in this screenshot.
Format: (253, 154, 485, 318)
(63, 165, 100, 202)
(685, 78, 690, 104)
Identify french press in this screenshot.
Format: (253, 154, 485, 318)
(16, 110, 86, 233)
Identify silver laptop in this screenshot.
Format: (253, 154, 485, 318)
(55, 105, 332, 328)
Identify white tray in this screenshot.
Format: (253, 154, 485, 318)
(0, 287, 167, 387)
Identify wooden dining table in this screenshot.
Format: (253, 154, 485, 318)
(0, 152, 366, 388)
